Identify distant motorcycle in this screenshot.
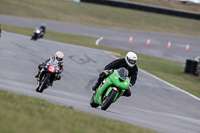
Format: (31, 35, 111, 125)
(36, 60, 60, 93)
(31, 28, 44, 41)
(90, 67, 130, 110)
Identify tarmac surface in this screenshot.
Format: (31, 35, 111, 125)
(0, 31, 200, 133)
(1, 15, 200, 62)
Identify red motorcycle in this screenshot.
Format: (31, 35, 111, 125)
(36, 60, 60, 93)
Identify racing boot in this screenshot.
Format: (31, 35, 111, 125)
(35, 71, 40, 78)
(122, 89, 131, 97)
(49, 78, 56, 87)
(49, 82, 53, 87)
(92, 81, 100, 91)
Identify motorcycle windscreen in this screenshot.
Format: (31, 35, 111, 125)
(117, 67, 129, 80)
(49, 60, 59, 67)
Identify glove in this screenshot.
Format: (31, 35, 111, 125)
(104, 69, 113, 75)
(38, 64, 43, 69)
(55, 70, 62, 74)
(38, 63, 46, 69)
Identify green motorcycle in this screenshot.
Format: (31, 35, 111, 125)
(90, 67, 130, 110)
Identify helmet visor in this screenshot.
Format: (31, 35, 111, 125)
(127, 57, 136, 65)
(56, 57, 63, 61)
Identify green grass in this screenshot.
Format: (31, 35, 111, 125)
(0, 0, 200, 37)
(137, 56, 200, 97)
(2, 24, 200, 98)
(0, 90, 157, 133)
(1, 1, 200, 132)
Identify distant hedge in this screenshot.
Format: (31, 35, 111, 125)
(81, 0, 200, 20)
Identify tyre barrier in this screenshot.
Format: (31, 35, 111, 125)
(184, 59, 199, 76)
(197, 61, 200, 76)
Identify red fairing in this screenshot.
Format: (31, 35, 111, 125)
(47, 65, 56, 74)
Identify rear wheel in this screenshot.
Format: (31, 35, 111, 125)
(90, 93, 99, 108)
(38, 76, 49, 93)
(101, 90, 117, 110)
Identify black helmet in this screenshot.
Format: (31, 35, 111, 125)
(40, 23, 46, 28)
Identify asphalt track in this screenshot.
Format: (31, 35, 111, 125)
(1, 15, 200, 62)
(0, 31, 200, 133)
(0, 15, 200, 133)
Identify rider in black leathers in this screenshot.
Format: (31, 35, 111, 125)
(92, 51, 138, 97)
(39, 24, 46, 38)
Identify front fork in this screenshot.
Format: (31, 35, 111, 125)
(105, 87, 119, 103)
(38, 69, 45, 81)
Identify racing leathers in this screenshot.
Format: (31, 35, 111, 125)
(39, 26, 46, 38)
(92, 58, 138, 97)
(35, 57, 63, 86)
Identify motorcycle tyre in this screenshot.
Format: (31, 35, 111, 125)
(32, 34, 38, 41)
(34, 36, 37, 41)
(38, 76, 49, 93)
(101, 89, 117, 110)
(31, 34, 36, 40)
(90, 93, 99, 108)
(36, 84, 40, 92)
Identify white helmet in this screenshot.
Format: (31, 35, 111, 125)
(125, 52, 137, 67)
(55, 51, 64, 62)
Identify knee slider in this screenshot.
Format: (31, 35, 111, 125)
(124, 89, 131, 97)
(56, 75, 61, 80)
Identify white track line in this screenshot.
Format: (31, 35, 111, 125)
(140, 68, 200, 101)
(107, 52, 200, 101)
(95, 36, 104, 45)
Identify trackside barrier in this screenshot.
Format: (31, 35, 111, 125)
(185, 43, 190, 51)
(197, 61, 200, 77)
(81, 0, 200, 20)
(146, 38, 150, 46)
(184, 59, 199, 76)
(129, 35, 133, 44)
(167, 41, 171, 49)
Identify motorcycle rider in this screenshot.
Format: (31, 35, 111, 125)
(92, 51, 138, 97)
(39, 23, 46, 38)
(35, 51, 64, 86)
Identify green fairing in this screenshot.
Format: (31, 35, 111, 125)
(94, 70, 130, 105)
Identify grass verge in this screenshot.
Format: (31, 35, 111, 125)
(2, 24, 200, 98)
(0, 0, 200, 37)
(0, 90, 157, 133)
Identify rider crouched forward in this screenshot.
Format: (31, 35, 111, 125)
(35, 51, 64, 86)
(92, 51, 138, 97)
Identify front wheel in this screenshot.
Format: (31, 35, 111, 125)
(31, 34, 36, 40)
(35, 82, 40, 92)
(37, 75, 49, 93)
(90, 93, 99, 108)
(101, 90, 117, 110)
